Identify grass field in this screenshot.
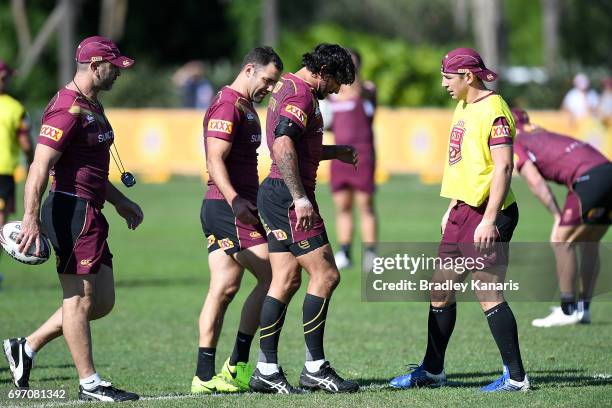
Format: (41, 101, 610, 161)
(0, 175, 610, 407)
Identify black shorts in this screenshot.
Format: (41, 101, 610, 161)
(573, 162, 612, 225)
(257, 177, 328, 256)
(0, 175, 16, 214)
(200, 199, 267, 255)
(41, 192, 113, 275)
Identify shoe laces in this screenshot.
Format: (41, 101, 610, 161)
(489, 374, 506, 389)
(404, 363, 422, 373)
(319, 363, 344, 382)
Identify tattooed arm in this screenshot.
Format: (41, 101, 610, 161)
(273, 135, 314, 231)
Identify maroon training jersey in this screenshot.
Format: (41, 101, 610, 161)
(515, 129, 609, 187)
(266, 73, 324, 196)
(38, 88, 113, 208)
(203, 86, 261, 202)
(329, 81, 376, 147)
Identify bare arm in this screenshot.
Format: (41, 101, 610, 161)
(483, 146, 513, 221)
(17, 115, 33, 166)
(207, 137, 258, 225)
(274, 136, 307, 200)
(18, 144, 62, 253)
(474, 145, 513, 247)
(273, 135, 314, 231)
(105, 180, 144, 230)
(519, 159, 561, 218)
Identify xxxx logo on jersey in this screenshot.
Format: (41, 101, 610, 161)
(208, 119, 233, 134)
(285, 105, 307, 126)
(40, 125, 64, 141)
(448, 120, 465, 165)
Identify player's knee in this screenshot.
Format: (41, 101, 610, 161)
(90, 296, 115, 320)
(64, 294, 94, 316)
(475, 291, 504, 306)
(328, 269, 341, 290)
(274, 274, 301, 296)
(551, 240, 574, 251)
(255, 268, 273, 287)
(220, 284, 240, 303)
(316, 268, 340, 293)
(429, 290, 454, 306)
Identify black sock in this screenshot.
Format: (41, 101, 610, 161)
(303, 294, 330, 362)
(229, 331, 254, 365)
(560, 293, 576, 315)
(579, 294, 591, 311)
(365, 244, 376, 254)
(582, 300, 591, 311)
(195, 347, 216, 381)
(341, 244, 351, 259)
(258, 296, 287, 364)
(485, 302, 525, 382)
(422, 303, 456, 375)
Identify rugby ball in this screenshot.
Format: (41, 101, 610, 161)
(0, 221, 51, 265)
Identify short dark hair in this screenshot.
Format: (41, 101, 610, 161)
(242, 46, 283, 71)
(302, 44, 355, 85)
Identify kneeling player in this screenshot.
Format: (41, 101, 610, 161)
(512, 108, 611, 327)
(191, 47, 282, 394)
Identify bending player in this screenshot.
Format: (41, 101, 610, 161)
(512, 108, 610, 327)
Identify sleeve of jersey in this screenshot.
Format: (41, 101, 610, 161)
(205, 103, 239, 142)
(489, 116, 514, 147)
(513, 142, 528, 171)
(278, 94, 310, 134)
(37, 110, 78, 152)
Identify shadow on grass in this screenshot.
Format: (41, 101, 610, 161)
(446, 368, 611, 388)
(355, 368, 611, 390)
(4, 277, 203, 292)
(115, 277, 204, 288)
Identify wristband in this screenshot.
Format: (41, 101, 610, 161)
(294, 197, 312, 208)
(479, 218, 496, 227)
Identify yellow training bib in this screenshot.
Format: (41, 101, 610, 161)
(440, 93, 516, 208)
(0, 94, 26, 175)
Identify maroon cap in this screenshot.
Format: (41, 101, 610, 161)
(511, 108, 530, 130)
(441, 47, 497, 82)
(0, 60, 14, 76)
(75, 36, 134, 69)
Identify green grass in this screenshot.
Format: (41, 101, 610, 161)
(0, 175, 610, 407)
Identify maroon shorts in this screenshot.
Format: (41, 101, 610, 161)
(439, 201, 518, 269)
(257, 177, 328, 256)
(41, 192, 112, 275)
(330, 150, 375, 194)
(200, 198, 267, 255)
(0, 175, 16, 215)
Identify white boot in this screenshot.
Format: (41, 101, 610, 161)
(532, 306, 581, 328)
